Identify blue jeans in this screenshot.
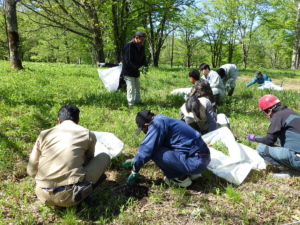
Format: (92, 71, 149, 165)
(151, 146, 211, 179)
(256, 143, 300, 171)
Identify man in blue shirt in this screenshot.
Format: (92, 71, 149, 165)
(126, 110, 211, 188)
(246, 71, 272, 87)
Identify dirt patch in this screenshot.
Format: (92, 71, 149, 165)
(238, 76, 300, 92)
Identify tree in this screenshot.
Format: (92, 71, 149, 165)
(290, 0, 300, 69)
(177, 8, 203, 67)
(0, 1, 9, 60)
(5, 0, 23, 69)
(21, 0, 107, 64)
(145, 0, 194, 67)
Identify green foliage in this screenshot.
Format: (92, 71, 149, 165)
(211, 140, 229, 156)
(0, 61, 300, 224)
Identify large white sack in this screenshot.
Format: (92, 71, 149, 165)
(171, 87, 192, 95)
(92, 131, 123, 159)
(97, 65, 122, 92)
(257, 81, 284, 91)
(202, 127, 267, 185)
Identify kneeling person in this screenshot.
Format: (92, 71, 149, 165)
(127, 110, 211, 188)
(246, 95, 300, 174)
(27, 105, 111, 207)
(181, 95, 217, 135)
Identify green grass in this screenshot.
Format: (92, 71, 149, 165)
(1, 60, 300, 224)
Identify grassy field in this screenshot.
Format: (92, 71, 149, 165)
(0, 60, 300, 225)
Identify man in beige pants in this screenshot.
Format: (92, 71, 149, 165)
(27, 105, 110, 207)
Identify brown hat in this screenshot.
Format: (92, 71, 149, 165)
(135, 110, 154, 135)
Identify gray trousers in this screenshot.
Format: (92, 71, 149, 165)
(256, 143, 300, 171)
(124, 76, 141, 106)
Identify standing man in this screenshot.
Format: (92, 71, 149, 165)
(246, 95, 300, 176)
(246, 71, 272, 87)
(199, 63, 225, 105)
(125, 110, 211, 188)
(121, 31, 148, 107)
(27, 105, 111, 207)
(216, 64, 239, 96)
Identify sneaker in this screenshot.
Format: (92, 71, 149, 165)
(164, 176, 192, 188)
(273, 169, 300, 178)
(190, 173, 202, 181)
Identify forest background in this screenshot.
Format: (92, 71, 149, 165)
(1, 0, 300, 70)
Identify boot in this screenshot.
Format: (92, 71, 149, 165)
(213, 94, 220, 105)
(228, 88, 235, 96)
(188, 122, 201, 133)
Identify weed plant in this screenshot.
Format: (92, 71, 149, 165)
(0, 61, 300, 224)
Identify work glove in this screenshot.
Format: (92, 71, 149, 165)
(122, 158, 134, 168)
(246, 134, 256, 142)
(139, 66, 148, 75)
(127, 171, 139, 185)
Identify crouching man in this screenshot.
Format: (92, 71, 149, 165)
(246, 95, 300, 176)
(126, 110, 210, 188)
(180, 95, 217, 135)
(27, 105, 111, 207)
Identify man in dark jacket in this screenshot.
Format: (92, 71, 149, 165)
(121, 31, 148, 107)
(246, 95, 300, 176)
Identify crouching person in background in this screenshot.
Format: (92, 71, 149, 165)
(181, 95, 217, 135)
(125, 110, 210, 188)
(246, 95, 300, 177)
(27, 105, 111, 207)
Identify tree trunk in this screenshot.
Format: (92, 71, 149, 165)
(5, 0, 23, 69)
(242, 40, 247, 69)
(291, 1, 300, 69)
(170, 31, 174, 68)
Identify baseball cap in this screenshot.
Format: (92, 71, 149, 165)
(135, 31, 147, 37)
(254, 71, 262, 77)
(135, 110, 154, 135)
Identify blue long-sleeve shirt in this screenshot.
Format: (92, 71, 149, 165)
(246, 74, 271, 87)
(133, 114, 207, 173)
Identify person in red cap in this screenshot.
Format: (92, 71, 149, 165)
(123, 110, 211, 188)
(246, 95, 300, 176)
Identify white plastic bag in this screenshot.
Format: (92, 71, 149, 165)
(97, 65, 122, 92)
(202, 127, 267, 185)
(92, 131, 123, 159)
(257, 81, 284, 91)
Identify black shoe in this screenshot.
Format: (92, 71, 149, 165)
(83, 194, 95, 204)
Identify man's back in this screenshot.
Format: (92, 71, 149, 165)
(27, 120, 96, 188)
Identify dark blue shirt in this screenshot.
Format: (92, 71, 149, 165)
(133, 114, 208, 173)
(255, 106, 300, 153)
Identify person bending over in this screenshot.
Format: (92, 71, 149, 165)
(216, 63, 239, 96)
(246, 71, 272, 87)
(125, 110, 210, 188)
(181, 95, 217, 135)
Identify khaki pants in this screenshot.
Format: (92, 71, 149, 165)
(35, 153, 111, 207)
(124, 76, 141, 106)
